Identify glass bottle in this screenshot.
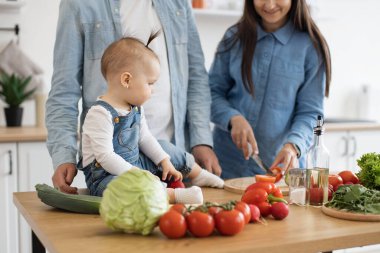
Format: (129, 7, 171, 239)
(305, 115, 330, 206)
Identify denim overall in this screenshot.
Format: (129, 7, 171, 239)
(83, 101, 194, 196)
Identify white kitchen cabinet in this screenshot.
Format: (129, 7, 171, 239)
(16, 141, 86, 253)
(0, 143, 19, 253)
(0, 140, 86, 253)
(325, 128, 380, 173)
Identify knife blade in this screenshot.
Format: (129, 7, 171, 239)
(247, 143, 275, 176)
(251, 154, 275, 176)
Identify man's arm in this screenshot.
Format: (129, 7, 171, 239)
(46, 0, 84, 192)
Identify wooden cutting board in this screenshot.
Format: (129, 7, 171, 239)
(321, 205, 380, 222)
(224, 177, 289, 195)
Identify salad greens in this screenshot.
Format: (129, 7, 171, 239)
(357, 152, 380, 190)
(100, 169, 169, 235)
(326, 184, 380, 214)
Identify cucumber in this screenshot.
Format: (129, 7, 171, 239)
(35, 184, 101, 214)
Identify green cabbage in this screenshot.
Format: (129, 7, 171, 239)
(100, 169, 169, 235)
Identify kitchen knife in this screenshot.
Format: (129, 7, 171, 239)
(251, 154, 275, 176)
(247, 143, 275, 176)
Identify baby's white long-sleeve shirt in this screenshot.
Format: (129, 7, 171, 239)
(81, 104, 169, 175)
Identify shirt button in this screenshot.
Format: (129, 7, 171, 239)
(176, 11, 181, 16)
(96, 23, 101, 28)
(114, 8, 118, 13)
(264, 53, 269, 58)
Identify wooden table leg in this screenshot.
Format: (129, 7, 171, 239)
(32, 231, 45, 253)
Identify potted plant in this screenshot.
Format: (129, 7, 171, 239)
(0, 72, 35, 127)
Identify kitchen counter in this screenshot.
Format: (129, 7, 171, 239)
(325, 122, 380, 132)
(0, 122, 379, 143)
(0, 126, 47, 142)
(13, 188, 380, 253)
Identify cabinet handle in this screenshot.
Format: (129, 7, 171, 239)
(349, 136, 357, 157)
(341, 136, 348, 156)
(8, 150, 13, 175)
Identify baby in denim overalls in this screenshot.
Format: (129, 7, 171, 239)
(81, 33, 224, 204)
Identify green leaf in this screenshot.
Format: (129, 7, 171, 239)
(0, 72, 35, 107)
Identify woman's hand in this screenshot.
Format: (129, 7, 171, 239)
(160, 158, 183, 182)
(230, 115, 258, 160)
(270, 143, 299, 173)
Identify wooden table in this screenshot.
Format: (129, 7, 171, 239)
(13, 188, 380, 253)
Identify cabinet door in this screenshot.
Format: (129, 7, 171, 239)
(0, 143, 19, 253)
(324, 131, 350, 173)
(17, 142, 87, 253)
(350, 130, 380, 173)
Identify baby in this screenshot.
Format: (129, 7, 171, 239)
(81, 33, 224, 204)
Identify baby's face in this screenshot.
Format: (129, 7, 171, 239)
(126, 58, 160, 106)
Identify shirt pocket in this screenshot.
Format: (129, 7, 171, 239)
(268, 57, 304, 108)
(83, 22, 116, 60)
(169, 8, 188, 44)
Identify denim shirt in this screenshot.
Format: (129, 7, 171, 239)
(46, 0, 212, 169)
(209, 21, 325, 178)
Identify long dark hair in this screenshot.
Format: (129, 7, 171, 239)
(220, 0, 331, 97)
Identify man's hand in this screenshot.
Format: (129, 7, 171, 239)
(270, 143, 299, 173)
(160, 158, 183, 182)
(192, 145, 222, 176)
(52, 163, 78, 194)
(230, 115, 258, 160)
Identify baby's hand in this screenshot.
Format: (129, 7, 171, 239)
(160, 158, 183, 182)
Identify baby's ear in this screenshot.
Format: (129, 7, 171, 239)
(120, 72, 132, 88)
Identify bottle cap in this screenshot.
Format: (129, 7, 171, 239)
(314, 115, 325, 135)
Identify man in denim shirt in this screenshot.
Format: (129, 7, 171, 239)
(46, 0, 221, 193)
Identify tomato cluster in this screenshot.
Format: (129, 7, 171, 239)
(241, 181, 289, 220)
(159, 201, 258, 239)
(328, 170, 360, 200)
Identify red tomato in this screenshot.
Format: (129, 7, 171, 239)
(270, 202, 289, 220)
(234, 201, 251, 224)
(255, 175, 276, 183)
(328, 174, 343, 190)
(256, 202, 272, 217)
(170, 204, 187, 215)
(168, 180, 185, 189)
(208, 206, 221, 217)
(334, 183, 344, 192)
(241, 188, 268, 205)
(328, 187, 333, 201)
(186, 211, 215, 237)
(159, 210, 187, 239)
(338, 170, 359, 184)
(245, 182, 276, 194)
(215, 209, 245, 236)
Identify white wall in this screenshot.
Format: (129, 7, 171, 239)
(0, 0, 379, 126)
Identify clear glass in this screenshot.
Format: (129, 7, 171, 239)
(288, 168, 306, 206)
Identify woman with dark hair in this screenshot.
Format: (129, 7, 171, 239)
(210, 0, 331, 179)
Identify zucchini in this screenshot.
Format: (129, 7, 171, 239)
(35, 184, 101, 214)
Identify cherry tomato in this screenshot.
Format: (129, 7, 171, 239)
(234, 201, 251, 224)
(159, 210, 187, 239)
(170, 204, 187, 215)
(215, 209, 245, 236)
(256, 202, 271, 217)
(338, 170, 359, 184)
(270, 202, 289, 220)
(168, 180, 185, 189)
(208, 206, 221, 217)
(241, 188, 268, 205)
(186, 211, 215, 237)
(272, 188, 283, 198)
